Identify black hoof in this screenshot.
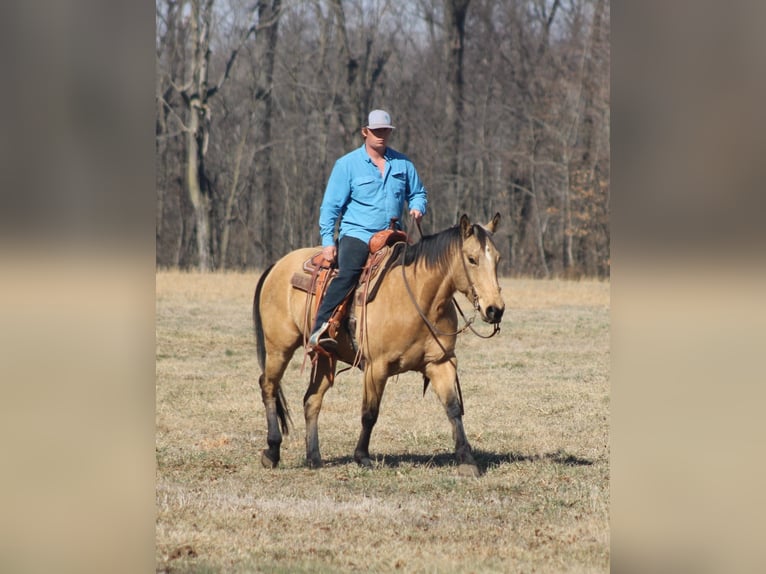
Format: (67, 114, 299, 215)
(355, 456, 373, 468)
(261, 449, 279, 469)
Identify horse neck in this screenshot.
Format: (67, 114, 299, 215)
(403, 258, 458, 313)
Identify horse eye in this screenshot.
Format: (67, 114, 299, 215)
(467, 256, 478, 265)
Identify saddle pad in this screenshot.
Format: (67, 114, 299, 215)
(290, 272, 314, 293)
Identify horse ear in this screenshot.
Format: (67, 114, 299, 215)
(485, 212, 501, 234)
(459, 214, 473, 237)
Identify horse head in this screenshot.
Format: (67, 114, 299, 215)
(458, 213, 505, 324)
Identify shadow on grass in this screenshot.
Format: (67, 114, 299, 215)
(476, 449, 594, 468)
(320, 448, 593, 471)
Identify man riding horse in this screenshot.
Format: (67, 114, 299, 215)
(307, 109, 427, 350)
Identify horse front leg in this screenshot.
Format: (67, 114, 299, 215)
(303, 355, 336, 468)
(425, 360, 480, 478)
(353, 365, 388, 467)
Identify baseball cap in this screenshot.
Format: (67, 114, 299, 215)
(366, 109, 395, 130)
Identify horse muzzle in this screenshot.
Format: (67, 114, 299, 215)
(483, 304, 504, 324)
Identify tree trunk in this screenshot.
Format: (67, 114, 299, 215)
(186, 94, 213, 271)
(332, 0, 391, 150)
(562, 154, 574, 273)
(180, 0, 258, 270)
(221, 120, 249, 268)
(443, 0, 470, 217)
(251, 0, 282, 266)
(184, 0, 215, 271)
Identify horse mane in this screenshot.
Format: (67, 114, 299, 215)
(395, 222, 492, 270)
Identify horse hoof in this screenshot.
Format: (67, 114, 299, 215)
(457, 463, 480, 478)
(307, 457, 323, 469)
(355, 456, 373, 468)
(261, 449, 279, 469)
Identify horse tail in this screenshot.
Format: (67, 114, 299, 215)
(276, 387, 291, 435)
(253, 263, 292, 435)
(253, 263, 275, 372)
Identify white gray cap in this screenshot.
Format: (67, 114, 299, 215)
(365, 109, 395, 130)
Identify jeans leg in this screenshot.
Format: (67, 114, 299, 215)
(312, 236, 369, 327)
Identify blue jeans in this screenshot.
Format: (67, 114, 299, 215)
(312, 236, 369, 328)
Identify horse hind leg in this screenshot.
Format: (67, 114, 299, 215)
(425, 360, 480, 478)
(259, 353, 293, 469)
(302, 355, 336, 468)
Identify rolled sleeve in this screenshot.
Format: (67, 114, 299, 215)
(406, 166, 427, 215)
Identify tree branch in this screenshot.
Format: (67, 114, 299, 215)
(207, 23, 257, 99)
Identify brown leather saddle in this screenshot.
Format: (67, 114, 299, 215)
(289, 227, 408, 347)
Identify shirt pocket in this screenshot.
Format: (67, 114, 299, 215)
(351, 176, 380, 205)
(389, 171, 407, 199)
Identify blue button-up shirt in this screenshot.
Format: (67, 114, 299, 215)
(318, 144, 428, 247)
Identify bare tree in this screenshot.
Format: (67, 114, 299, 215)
(155, 0, 610, 278)
(156, 0, 193, 267)
(443, 0, 471, 220)
(249, 0, 282, 265)
(331, 0, 393, 149)
(167, 0, 257, 271)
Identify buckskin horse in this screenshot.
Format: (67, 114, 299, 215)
(252, 213, 505, 477)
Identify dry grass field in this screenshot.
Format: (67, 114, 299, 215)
(156, 270, 610, 573)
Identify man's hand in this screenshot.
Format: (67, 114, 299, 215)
(321, 245, 337, 264)
(409, 209, 423, 223)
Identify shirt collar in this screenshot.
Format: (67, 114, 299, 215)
(360, 143, 390, 162)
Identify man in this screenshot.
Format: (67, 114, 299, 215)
(308, 109, 428, 349)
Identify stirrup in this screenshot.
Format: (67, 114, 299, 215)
(308, 322, 337, 351)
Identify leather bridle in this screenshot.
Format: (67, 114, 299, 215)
(401, 218, 501, 341)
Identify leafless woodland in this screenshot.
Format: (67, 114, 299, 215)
(156, 0, 609, 277)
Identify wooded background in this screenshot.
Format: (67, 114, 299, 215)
(156, 0, 609, 277)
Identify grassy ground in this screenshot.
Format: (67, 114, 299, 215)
(156, 271, 610, 573)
